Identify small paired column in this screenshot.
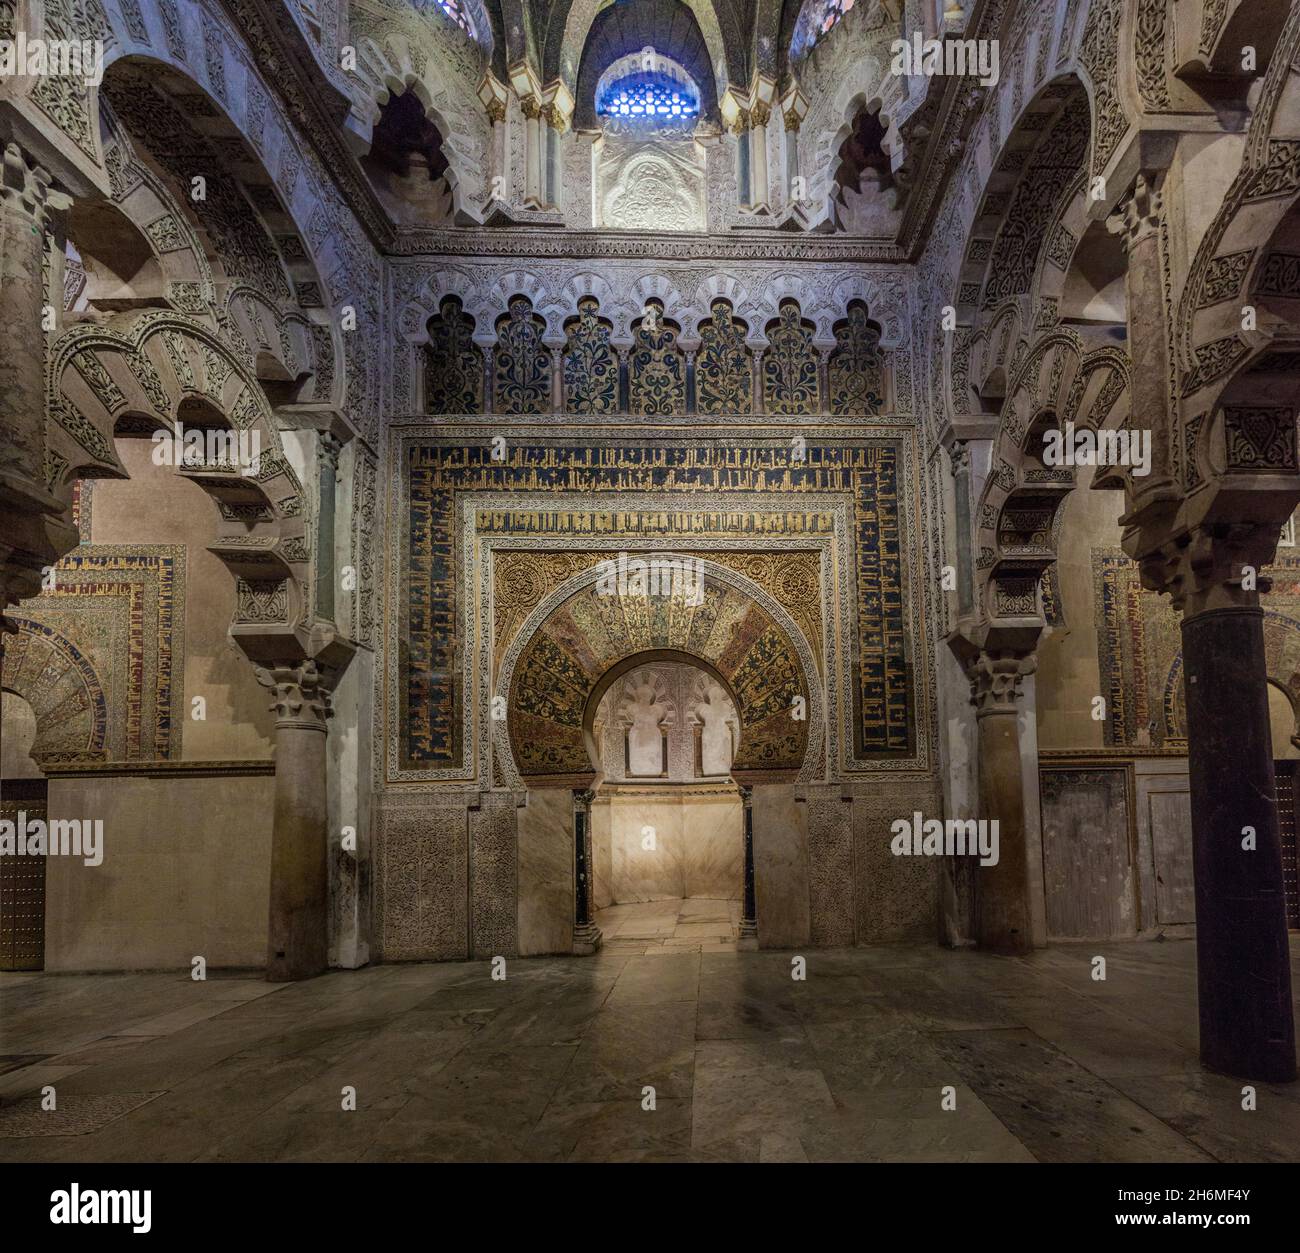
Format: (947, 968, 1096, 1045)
(739, 786, 758, 948)
(572, 788, 602, 955)
(520, 96, 544, 209)
(749, 101, 771, 213)
(256, 659, 336, 981)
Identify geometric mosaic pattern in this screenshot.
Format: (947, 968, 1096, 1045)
(1093, 548, 1300, 748)
(5, 547, 185, 763)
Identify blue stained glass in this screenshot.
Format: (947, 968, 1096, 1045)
(597, 70, 699, 123)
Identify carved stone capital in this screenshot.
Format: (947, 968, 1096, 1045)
(750, 101, 772, 128)
(1107, 171, 1163, 253)
(0, 143, 53, 222)
(964, 650, 1036, 716)
(1136, 520, 1285, 618)
(519, 96, 543, 121)
(254, 658, 334, 730)
(949, 440, 971, 475)
(572, 788, 596, 807)
(485, 97, 507, 124)
(319, 431, 344, 473)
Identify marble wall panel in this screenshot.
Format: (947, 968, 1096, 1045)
(43, 771, 274, 970)
(517, 788, 574, 955)
(376, 795, 469, 961)
(752, 783, 810, 949)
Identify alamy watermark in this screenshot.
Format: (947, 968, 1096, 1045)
(890, 33, 999, 87)
(0, 811, 103, 866)
(890, 811, 999, 867)
(0, 33, 104, 87)
(1042, 420, 1151, 477)
(151, 423, 262, 477)
(595, 552, 705, 607)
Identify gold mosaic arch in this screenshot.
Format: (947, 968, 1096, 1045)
(504, 567, 812, 785)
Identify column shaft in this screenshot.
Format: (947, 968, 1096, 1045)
(1182, 605, 1296, 1080)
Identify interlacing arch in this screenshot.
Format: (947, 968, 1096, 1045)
(47, 312, 311, 636)
(1178, 2, 1300, 496)
(971, 329, 1132, 629)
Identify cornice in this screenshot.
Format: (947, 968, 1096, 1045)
(220, 0, 397, 252)
(389, 226, 907, 262)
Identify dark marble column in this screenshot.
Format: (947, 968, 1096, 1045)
(572, 788, 601, 954)
(1182, 601, 1296, 1081)
(739, 785, 758, 948)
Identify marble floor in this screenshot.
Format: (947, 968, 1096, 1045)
(594, 896, 741, 952)
(1, 935, 1299, 1163)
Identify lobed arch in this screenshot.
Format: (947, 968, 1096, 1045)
(492, 556, 824, 790)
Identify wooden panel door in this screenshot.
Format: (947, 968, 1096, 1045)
(1039, 766, 1137, 940)
(0, 783, 47, 970)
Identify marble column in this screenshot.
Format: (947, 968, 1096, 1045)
(950, 441, 974, 617)
(1152, 529, 1297, 1081)
(256, 660, 334, 981)
(752, 350, 765, 415)
(572, 788, 602, 954)
(739, 785, 758, 948)
(485, 97, 508, 203)
(521, 97, 543, 209)
(749, 102, 771, 213)
(314, 432, 342, 623)
(965, 648, 1036, 954)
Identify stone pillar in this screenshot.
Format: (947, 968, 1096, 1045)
(965, 648, 1036, 954)
(950, 441, 974, 617)
(1146, 528, 1296, 1080)
(521, 97, 543, 209)
(315, 432, 342, 623)
(572, 788, 601, 954)
(1108, 173, 1176, 501)
(0, 143, 68, 621)
(684, 349, 697, 414)
(752, 349, 765, 415)
(256, 660, 334, 981)
(749, 102, 771, 213)
(739, 785, 758, 948)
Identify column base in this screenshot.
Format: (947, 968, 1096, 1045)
(573, 922, 602, 955)
(737, 922, 758, 951)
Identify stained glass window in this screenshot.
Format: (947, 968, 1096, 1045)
(425, 0, 473, 38)
(792, 0, 854, 60)
(597, 71, 699, 122)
